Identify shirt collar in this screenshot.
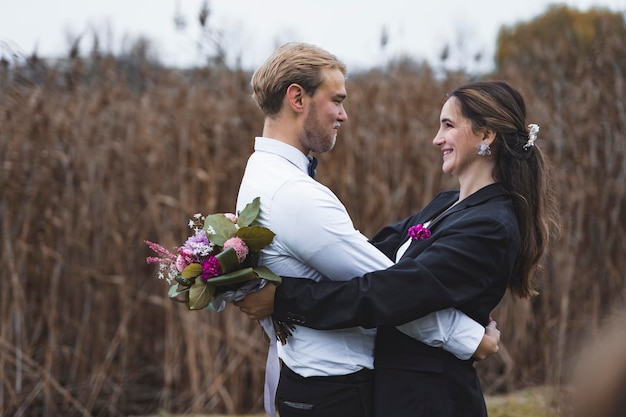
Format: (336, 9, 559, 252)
(254, 137, 310, 175)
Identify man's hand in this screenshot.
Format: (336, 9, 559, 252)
(472, 319, 501, 361)
(234, 283, 277, 320)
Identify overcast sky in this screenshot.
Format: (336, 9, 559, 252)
(1, 0, 625, 72)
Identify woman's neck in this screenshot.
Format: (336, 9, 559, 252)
(457, 169, 496, 201)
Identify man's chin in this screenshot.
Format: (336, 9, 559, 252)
(312, 140, 336, 154)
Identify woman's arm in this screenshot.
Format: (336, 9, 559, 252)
(235, 285, 501, 360)
(271, 211, 518, 330)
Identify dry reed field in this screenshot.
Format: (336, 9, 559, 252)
(1, 10, 625, 416)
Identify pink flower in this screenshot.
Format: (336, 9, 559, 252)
(145, 240, 177, 263)
(223, 237, 249, 262)
(175, 248, 196, 272)
(224, 213, 238, 223)
(201, 256, 222, 281)
(408, 224, 431, 241)
(145, 240, 179, 281)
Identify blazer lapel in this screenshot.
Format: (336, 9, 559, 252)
(429, 183, 509, 229)
(397, 192, 458, 259)
(401, 183, 509, 259)
(415, 192, 460, 226)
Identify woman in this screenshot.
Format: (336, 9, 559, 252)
(238, 81, 560, 416)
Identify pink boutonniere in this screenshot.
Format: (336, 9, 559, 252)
(408, 224, 431, 241)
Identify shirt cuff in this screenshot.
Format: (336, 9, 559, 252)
(445, 318, 484, 360)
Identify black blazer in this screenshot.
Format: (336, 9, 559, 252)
(274, 182, 520, 332)
(274, 183, 520, 416)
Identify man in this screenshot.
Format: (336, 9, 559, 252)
(236, 42, 496, 417)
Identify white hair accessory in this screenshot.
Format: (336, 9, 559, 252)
(524, 124, 540, 150)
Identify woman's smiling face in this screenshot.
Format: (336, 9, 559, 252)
(432, 97, 486, 177)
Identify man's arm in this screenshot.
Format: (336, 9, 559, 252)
(396, 312, 501, 360)
(473, 320, 500, 360)
(395, 309, 484, 360)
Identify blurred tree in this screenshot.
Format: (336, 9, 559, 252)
(173, 0, 187, 31)
(495, 5, 626, 85)
(196, 0, 227, 68)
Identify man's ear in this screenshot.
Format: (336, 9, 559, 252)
(286, 83, 305, 113)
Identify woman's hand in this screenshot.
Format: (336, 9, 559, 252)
(234, 283, 277, 320)
(473, 319, 501, 361)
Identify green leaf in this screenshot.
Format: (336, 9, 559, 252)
(181, 263, 203, 278)
(253, 266, 282, 284)
(188, 279, 214, 310)
(237, 197, 261, 227)
(207, 267, 258, 287)
(168, 284, 190, 303)
(215, 247, 240, 274)
(204, 214, 238, 246)
(174, 275, 193, 286)
(236, 225, 275, 252)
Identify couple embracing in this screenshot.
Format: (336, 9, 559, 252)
(233, 42, 559, 417)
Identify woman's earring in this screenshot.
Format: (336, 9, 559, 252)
(477, 140, 492, 156)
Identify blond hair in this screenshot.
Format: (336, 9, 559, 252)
(251, 42, 347, 116)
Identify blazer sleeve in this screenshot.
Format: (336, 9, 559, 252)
(274, 209, 519, 329)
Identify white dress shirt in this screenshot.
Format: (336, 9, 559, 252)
(237, 137, 483, 378)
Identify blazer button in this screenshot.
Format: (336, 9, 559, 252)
(287, 312, 305, 324)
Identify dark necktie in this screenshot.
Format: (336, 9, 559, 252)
(307, 156, 317, 179)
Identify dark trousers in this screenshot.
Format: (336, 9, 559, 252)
(374, 366, 487, 417)
(276, 365, 374, 417)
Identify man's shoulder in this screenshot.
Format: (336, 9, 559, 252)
(246, 150, 289, 165)
(239, 164, 340, 217)
(245, 151, 303, 178)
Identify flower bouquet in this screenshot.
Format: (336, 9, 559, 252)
(145, 197, 281, 311)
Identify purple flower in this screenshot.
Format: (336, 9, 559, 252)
(408, 224, 431, 241)
(181, 230, 214, 258)
(201, 256, 222, 281)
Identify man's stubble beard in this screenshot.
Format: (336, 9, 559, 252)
(302, 104, 337, 154)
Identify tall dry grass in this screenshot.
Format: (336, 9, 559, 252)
(0, 47, 624, 416)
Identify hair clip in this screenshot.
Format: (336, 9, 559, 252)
(524, 124, 540, 151)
